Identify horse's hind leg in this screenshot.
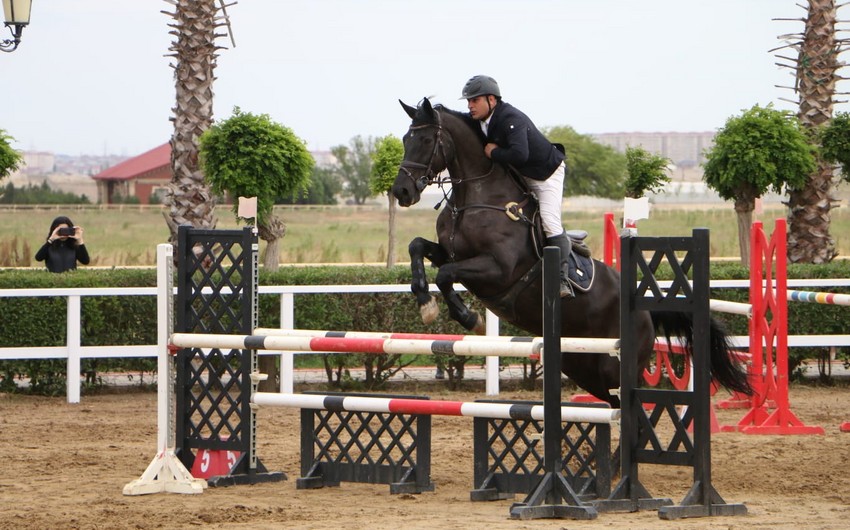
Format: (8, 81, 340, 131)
(409, 237, 448, 324)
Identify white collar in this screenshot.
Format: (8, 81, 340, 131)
(480, 114, 492, 135)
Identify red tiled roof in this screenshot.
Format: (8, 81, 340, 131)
(92, 143, 171, 181)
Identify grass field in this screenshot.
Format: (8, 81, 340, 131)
(2, 200, 850, 267)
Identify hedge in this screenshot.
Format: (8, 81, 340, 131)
(1, 260, 849, 395)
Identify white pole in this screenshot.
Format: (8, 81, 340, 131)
(123, 243, 205, 495)
(279, 293, 295, 393)
(485, 310, 500, 396)
(66, 295, 81, 404)
(156, 244, 171, 451)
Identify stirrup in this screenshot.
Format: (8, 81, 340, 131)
(559, 279, 575, 299)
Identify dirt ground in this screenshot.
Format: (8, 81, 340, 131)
(1, 384, 849, 530)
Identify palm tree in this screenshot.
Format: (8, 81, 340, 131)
(162, 0, 230, 241)
(775, 1, 847, 263)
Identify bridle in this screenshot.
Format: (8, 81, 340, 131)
(398, 109, 532, 226)
(397, 107, 540, 259)
(399, 112, 499, 192)
(397, 118, 450, 193)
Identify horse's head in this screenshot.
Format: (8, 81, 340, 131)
(392, 98, 453, 207)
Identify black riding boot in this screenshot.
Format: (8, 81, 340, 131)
(546, 233, 575, 299)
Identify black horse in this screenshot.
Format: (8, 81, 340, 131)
(391, 98, 751, 406)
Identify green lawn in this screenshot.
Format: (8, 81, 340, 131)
(2, 201, 850, 267)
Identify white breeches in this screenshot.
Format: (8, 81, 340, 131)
(522, 162, 565, 238)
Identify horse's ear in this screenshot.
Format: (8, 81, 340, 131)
(399, 100, 417, 119)
(421, 97, 433, 115)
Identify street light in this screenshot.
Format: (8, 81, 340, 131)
(1, 0, 32, 53)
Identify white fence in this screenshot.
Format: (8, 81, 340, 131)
(0, 281, 502, 403)
(2, 277, 850, 404)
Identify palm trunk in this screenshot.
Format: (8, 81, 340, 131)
(787, 0, 840, 263)
(163, 0, 221, 244)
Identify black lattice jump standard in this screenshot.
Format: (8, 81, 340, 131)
(471, 400, 612, 502)
(174, 226, 284, 486)
(296, 391, 435, 494)
(594, 228, 747, 519)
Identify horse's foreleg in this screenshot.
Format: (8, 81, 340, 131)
(409, 237, 448, 325)
(434, 255, 501, 334)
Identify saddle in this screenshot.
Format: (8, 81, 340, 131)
(505, 166, 594, 293)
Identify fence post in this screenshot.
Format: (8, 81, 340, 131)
(279, 292, 295, 393)
(66, 295, 81, 404)
(485, 309, 500, 396)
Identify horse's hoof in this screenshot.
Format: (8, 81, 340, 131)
(420, 297, 439, 325)
(471, 311, 486, 335)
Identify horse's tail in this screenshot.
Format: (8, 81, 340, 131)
(650, 310, 753, 396)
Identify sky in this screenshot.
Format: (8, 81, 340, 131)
(0, 0, 829, 157)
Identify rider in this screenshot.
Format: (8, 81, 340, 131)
(460, 75, 574, 298)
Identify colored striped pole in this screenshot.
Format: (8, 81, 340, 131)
(169, 333, 620, 358)
(787, 290, 850, 306)
(251, 392, 620, 424)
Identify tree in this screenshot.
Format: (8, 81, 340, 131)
(370, 135, 404, 267)
(200, 108, 313, 271)
(545, 126, 627, 199)
(0, 182, 90, 204)
(774, 1, 846, 263)
(0, 129, 23, 184)
(162, 1, 230, 244)
(702, 105, 815, 265)
(624, 146, 671, 198)
(277, 166, 341, 205)
(819, 111, 850, 179)
(332, 136, 376, 204)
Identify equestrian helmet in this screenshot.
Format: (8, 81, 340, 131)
(461, 75, 501, 99)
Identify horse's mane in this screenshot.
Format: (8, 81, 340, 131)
(432, 104, 485, 146)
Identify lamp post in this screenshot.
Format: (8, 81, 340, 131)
(1, 0, 32, 52)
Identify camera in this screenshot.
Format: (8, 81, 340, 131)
(57, 227, 76, 237)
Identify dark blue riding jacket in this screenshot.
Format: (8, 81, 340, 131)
(483, 101, 565, 181)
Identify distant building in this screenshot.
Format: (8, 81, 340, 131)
(7, 151, 55, 185)
(91, 144, 170, 204)
(311, 150, 338, 168)
(21, 151, 56, 174)
(591, 132, 715, 180)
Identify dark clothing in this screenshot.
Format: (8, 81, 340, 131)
(35, 241, 90, 273)
(484, 101, 565, 180)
